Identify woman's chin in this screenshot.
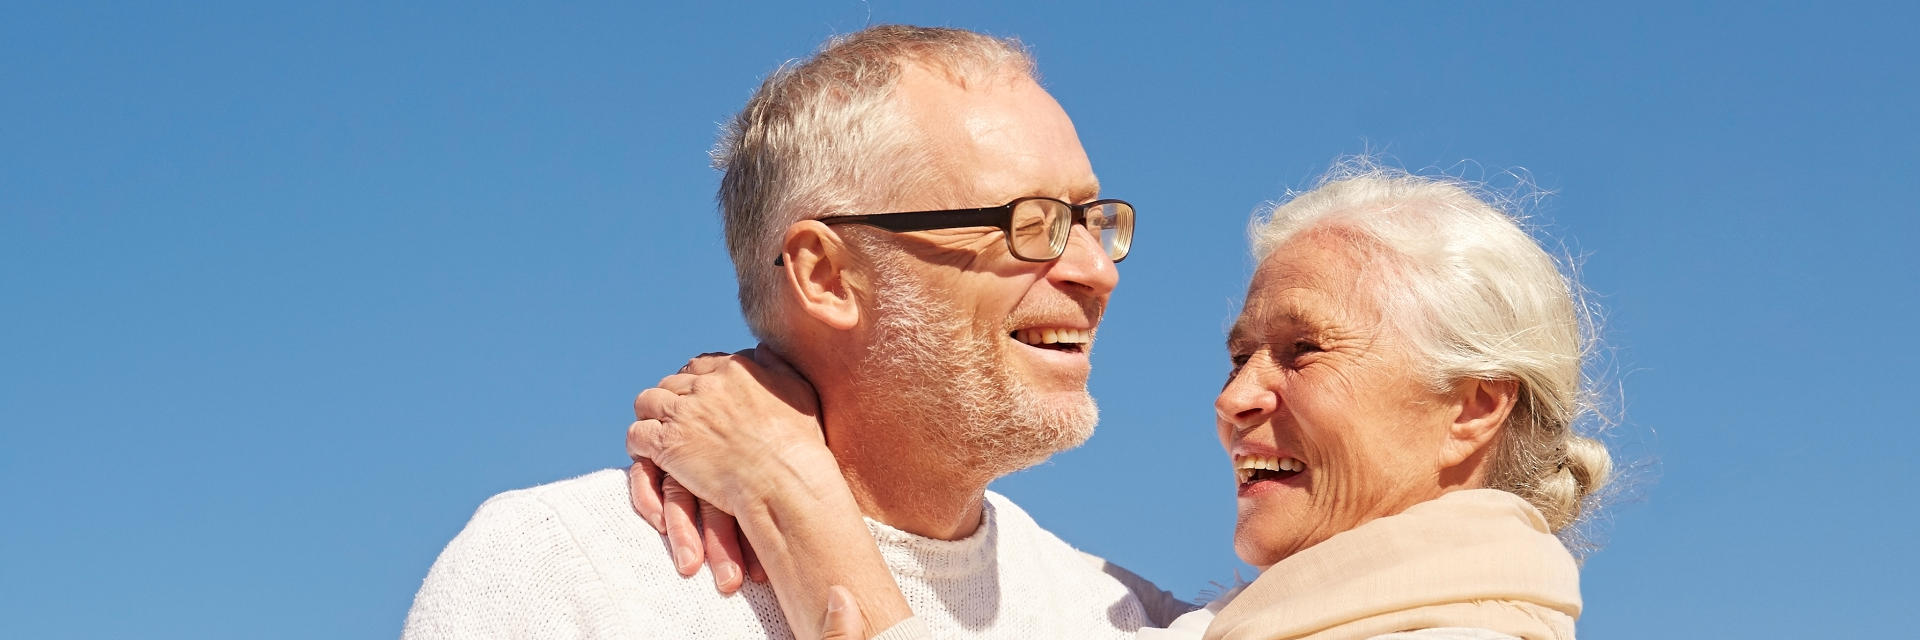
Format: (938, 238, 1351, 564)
(1232, 475, 1313, 567)
(1233, 516, 1295, 569)
(1233, 538, 1273, 570)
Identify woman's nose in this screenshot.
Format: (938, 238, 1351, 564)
(1214, 364, 1277, 427)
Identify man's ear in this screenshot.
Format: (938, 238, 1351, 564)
(780, 221, 863, 331)
(1441, 378, 1518, 468)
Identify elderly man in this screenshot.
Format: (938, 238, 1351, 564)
(403, 25, 1184, 639)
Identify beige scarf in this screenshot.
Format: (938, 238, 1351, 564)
(1203, 489, 1581, 640)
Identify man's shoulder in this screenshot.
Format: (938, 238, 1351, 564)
(482, 467, 631, 511)
(408, 469, 792, 638)
(419, 468, 656, 577)
(447, 468, 661, 567)
(404, 469, 642, 638)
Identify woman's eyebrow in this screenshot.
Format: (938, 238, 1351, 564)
(1227, 300, 1313, 350)
(1226, 324, 1252, 352)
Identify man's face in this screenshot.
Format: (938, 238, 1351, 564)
(851, 65, 1119, 472)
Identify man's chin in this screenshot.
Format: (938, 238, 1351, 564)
(1007, 352, 1093, 388)
(1021, 393, 1100, 451)
(956, 390, 1097, 473)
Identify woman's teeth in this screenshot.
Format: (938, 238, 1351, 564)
(1234, 455, 1305, 485)
(1012, 328, 1091, 348)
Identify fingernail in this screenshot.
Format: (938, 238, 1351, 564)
(827, 587, 848, 613)
(717, 561, 740, 586)
(675, 547, 698, 573)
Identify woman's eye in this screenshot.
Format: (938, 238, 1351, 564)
(1226, 354, 1251, 379)
(1293, 341, 1322, 354)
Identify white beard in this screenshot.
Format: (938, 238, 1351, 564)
(854, 260, 1098, 475)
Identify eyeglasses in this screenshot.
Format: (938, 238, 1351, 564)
(776, 196, 1134, 265)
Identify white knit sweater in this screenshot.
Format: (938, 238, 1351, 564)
(403, 469, 1183, 639)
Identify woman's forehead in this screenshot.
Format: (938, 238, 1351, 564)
(1231, 245, 1388, 343)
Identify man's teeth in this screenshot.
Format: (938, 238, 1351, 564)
(1234, 455, 1306, 485)
(1013, 328, 1091, 346)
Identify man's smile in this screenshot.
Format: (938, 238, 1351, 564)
(1009, 327, 1091, 353)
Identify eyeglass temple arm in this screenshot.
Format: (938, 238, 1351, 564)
(771, 207, 1011, 265)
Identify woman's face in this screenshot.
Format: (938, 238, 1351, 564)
(1215, 232, 1464, 568)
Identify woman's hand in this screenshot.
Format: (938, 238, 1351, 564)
(820, 586, 870, 640)
(627, 346, 916, 638)
(626, 346, 831, 592)
(627, 455, 765, 592)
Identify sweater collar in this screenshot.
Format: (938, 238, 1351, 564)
(863, 497, 999, 579)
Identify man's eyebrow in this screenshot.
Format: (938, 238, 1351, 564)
(1069, 178, 1101, 203)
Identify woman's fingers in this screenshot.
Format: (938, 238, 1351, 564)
(626, 419, 676, 534)
(655, 372, 699, 395)
(819, 585, 868, 640)
(679, 352, 735, 375)
(627, 347, 831, 592)
(634, 450, 754, 593)
(749, 344, 800, 379)
(634, 386, 681, 421)
(700, 500, 746, 594)
(746, 344, 821, 419)
(660, 475, 704, 576)
(741, 535, 768, 583)
(626, 418, 674, 467)
(663, 353, 756, 396)
(627, 456, 666, 531)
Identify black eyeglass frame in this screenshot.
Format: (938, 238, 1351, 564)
(773, 196, 1134, 265)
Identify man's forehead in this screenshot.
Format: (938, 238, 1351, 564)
(974, 177, 1102, 204)
(894, 64, 1100, 206)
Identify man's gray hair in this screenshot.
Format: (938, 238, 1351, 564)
(713, 25, 1036, 346)
(1250, 159, 1616, 555)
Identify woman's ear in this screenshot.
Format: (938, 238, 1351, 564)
(1441, 378, 1518, 468)
(781, 221, 863, 331)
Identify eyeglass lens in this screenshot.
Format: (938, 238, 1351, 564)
(1010, 199, 1068, 260)
(1008, 200, 1133, 261)
(1088, 201, 1133, 262)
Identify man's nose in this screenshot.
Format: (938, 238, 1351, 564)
(1046, 224, 1119, 296)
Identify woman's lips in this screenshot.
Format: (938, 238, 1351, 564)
(1234, 452, 1306, 496)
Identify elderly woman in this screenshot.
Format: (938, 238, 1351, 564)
(628, 166, 1615, 640)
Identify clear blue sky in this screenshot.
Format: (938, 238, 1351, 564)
(4, 2, 1915, 637)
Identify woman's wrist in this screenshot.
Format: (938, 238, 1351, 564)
(729, 452, 913, 639)
(734, 443, 849, 517)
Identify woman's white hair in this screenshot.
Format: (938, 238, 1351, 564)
(712, 25, 1035, 346)
(1250, 158, 1615, 554)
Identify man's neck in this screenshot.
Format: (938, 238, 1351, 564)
(819, 404, 996, 541)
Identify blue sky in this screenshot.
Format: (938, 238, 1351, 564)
(4, 2, 1915, 638)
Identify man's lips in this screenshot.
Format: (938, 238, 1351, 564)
(1009, 326, 1092, 352)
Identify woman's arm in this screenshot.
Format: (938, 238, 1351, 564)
(627, 347, 915, 639)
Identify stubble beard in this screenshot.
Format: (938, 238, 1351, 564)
(855, 265, 1098, 476)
